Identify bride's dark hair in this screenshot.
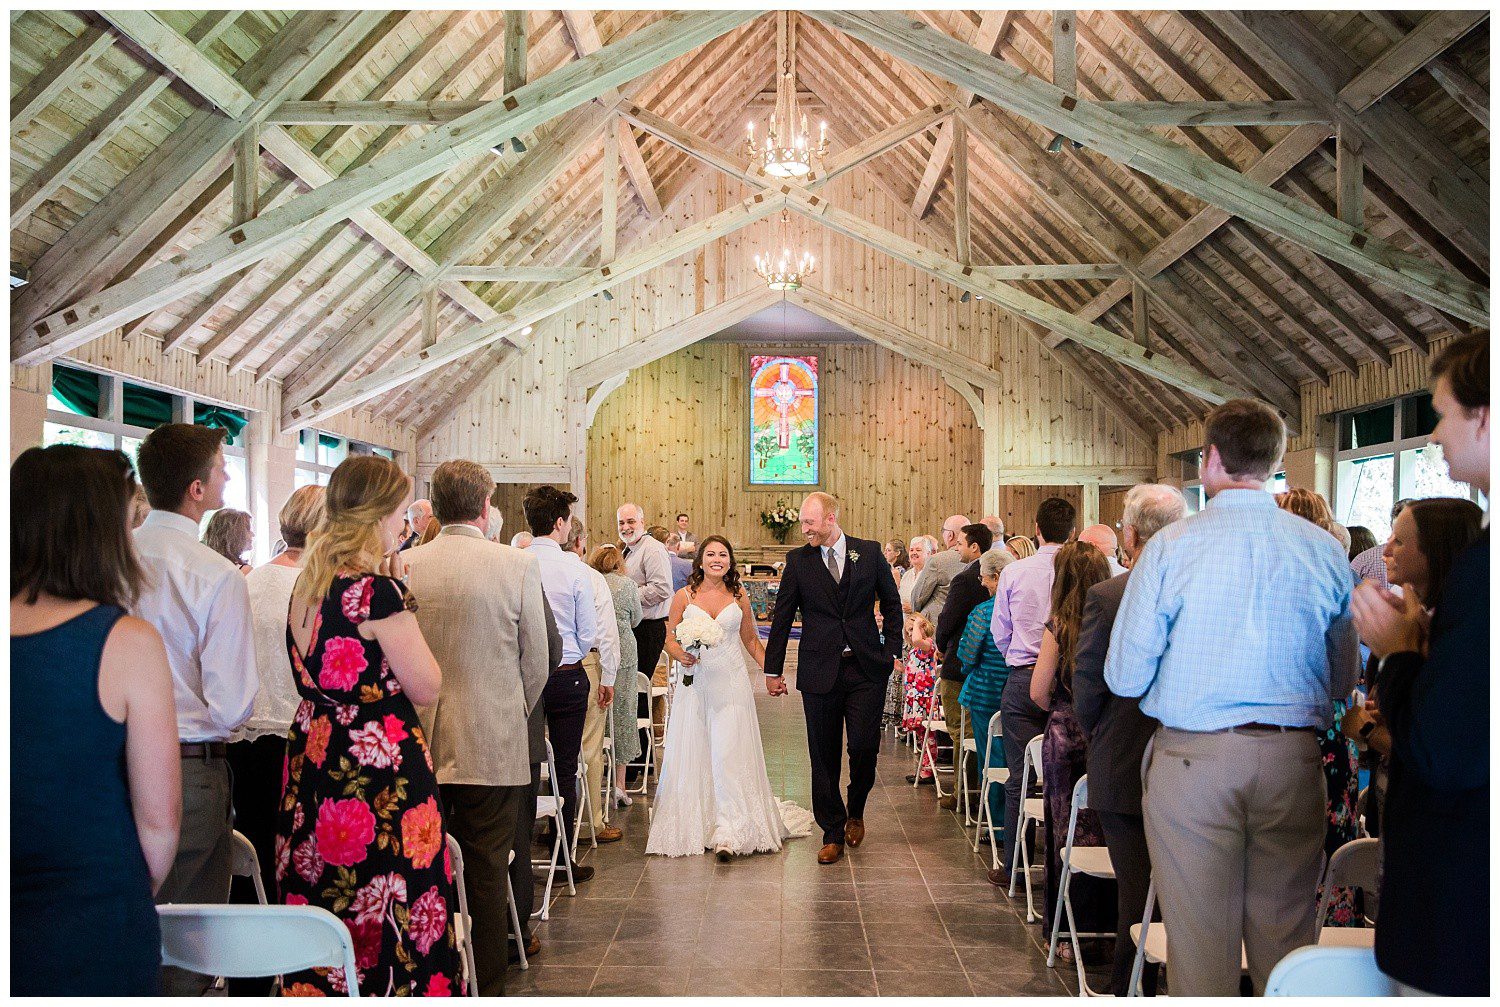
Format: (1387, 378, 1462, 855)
(687, 534, 743, 598)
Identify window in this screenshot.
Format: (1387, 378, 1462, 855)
(294, 430, 395, 487)
(1333, 392, 1485, 542)
(40, 364, 252, 532)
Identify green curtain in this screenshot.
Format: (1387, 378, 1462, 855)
(194, 403, 248, 446)
(49, 365, 100, 417)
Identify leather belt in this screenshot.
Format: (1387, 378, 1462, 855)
(1229, 723, 1313, 733)
(180, 741, 228, 759)
(555, 661, 584, 672)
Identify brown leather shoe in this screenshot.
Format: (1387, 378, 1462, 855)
(987, 866, 1010, 888)
(595, 826, 624, 843)
(817, 842, 845, 865)
(938, 795, 957, 810)
(844, 819, 865, 848)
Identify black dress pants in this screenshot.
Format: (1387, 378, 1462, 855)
(226, 735, 286, 996)
(801, 655, 884, 845)
(1097, 809, 1160, 996)
(508, 762, 541, 941)
(542, 669, 589, 860)
(1000, 665, 1049, 872)
(441, 783, 526, 995)
(629, 618, 667, 776)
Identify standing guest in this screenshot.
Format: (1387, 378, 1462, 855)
(1350, 499, 1413, 590)
(675, 512, 697, 549)
(509, 596, 561, 966)
(911, 514, 970, 622)
(405, 459, 549, 995)
(1078, 524, 1126, 577)
(900, 615, 940, 781)
(591, 545, 644, 810)
(1353, 334, 1489, 997)
(1106, 399, 1360, 997)
(1276, 486, 1335, 532)
(278, 455, 456, 996)
(417, 515, 442, 547)
(202, 508, 253, 573)
(400, 498, 433, 550)
(524, 487, 597, 883)
(566, 517, 623, 845)
(930, 522, 993, 806)
(665, 535, 694, 593)
(226, 485, 325, 995)
(957, 546, 1012, 866)
(990, 497, 1076, 885)
(1346, 525, 1378, 565)
(618, 503, 673, 780)
(1073, 483, 1186, 995)
(12, 446, 180, 996)
(1006, 535, 1037, 561)
(899, 535, 938, 612)
(981, 515, 1011, 557)
(130, 483, 151, 529)
(883, 539, 909, 581)
(132, 423, 256, 996)
(1330, 521, 1353, 554)
(1030, 542, 1115, 957)
(510, 531, 533, 550)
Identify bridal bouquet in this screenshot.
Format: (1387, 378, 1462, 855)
(674, 613, 726, 687)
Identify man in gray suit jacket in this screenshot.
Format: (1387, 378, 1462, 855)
(1073, 483, 1186, 996)
(911, 514, 970, 622)
(407, 460, 550, 995)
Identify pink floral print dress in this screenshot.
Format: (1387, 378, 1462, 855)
(277, 574, 457, 997)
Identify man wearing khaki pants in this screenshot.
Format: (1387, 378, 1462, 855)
(1105, 399, 1360, 996)
(566, 518, 623, 844)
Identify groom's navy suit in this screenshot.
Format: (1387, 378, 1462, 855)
(765, 534, 903, 845)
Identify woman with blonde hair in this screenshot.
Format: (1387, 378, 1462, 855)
(202, 507, 253, 573)
(1006, 535, 1037, 561)
(277, 456, 457, 996)
(590, 543, 643, 808)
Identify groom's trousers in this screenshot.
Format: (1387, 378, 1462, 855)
(802, 655, 884, 846)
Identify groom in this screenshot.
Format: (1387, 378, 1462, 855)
(765, 492, 904, 864)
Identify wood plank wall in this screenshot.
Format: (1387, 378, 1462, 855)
(584, 340, 984, 550)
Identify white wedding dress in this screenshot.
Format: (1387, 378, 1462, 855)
(645, 602, 815, 857)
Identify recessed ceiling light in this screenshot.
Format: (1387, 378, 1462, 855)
(520, 325, 534, 336)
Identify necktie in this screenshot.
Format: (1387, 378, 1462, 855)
(826, 545, 840, 582)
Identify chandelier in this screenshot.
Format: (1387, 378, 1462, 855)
(753, 209, 817, 292)
(744, 12, 828, 178)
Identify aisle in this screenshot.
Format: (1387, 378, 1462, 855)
(513, 649, 1077, 996)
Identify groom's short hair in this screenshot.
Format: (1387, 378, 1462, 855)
(804, 491, 840, 517)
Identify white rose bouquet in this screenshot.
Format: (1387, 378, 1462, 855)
(674, 612, 726, 686)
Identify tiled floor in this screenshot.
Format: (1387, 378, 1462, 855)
(509, 654, 1088, 997)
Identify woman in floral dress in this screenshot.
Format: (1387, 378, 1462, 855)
(277, 456, 457, 997)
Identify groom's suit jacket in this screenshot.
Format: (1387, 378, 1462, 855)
(764, 534, 904, 694)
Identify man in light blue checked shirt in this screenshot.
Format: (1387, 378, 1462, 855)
(1105, 399, 1360, 997)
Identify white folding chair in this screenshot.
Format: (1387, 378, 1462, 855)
(230, 829, 267, 905)
(445, 834, 479, 997)
(972, 710, 1009, 858)
(912, 684, 953, 795)
(1316, 836, 1382, 926)
(600, 713, 616, 826)
(506, 850, 528, 972)
(570, 758, 597, 861)
(1008, 734, 1045, 923)
(1046, 776, 1116, 996)
(157, 904, 359, 997)
(1266, 946, 1394, 996)
(625, 671, 656, 795)
(957, 706, 979, 824)
(531, 739, 576, 920)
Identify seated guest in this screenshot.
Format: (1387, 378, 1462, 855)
(1346, 525, 1377, 565)
(1106, 399, 1359, 996)
(912, 515, 969, 622)
(12, 446, 180, 996)
(1350, 500, 1412, 590)
(991, 498, 1076, 886)
(133, 423, 256, 996)
(900, 614, 940, 782)
(202, 507, 253, 573)
(957, 547, 1011, 873)
(1006, 535, 1036, 561)
(1074, 483, 1186, 994)
(1030, 542, 1115, 957)
(1353, 334, 1488, 997)
(931, 522, 993, 807)
(405, 460, 550, 995)
(226, 485, 325, 995)
(591, 545, 644, 809)
(1078, 524, 1126, 576)
(524, 486, 597, 882)
(278, 456, 456, 995)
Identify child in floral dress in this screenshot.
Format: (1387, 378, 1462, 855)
(901, 614, 940, 781)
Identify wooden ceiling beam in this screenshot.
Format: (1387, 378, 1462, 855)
(808, 10, 1487, 325)
(1094, 100, 1328, 127)
(254, 247, 389, 383)
(11, 26, 114, 134)
(99, 11, 253, 116)
(1178, 254, 1330, 385)
(1339, 11, 1488, 113)
(199, 224, 346, 365)
(1363, 11, 1487, 128)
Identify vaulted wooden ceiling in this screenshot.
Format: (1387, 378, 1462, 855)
(10, 10, 1490, 437)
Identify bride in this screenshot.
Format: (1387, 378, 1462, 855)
(646, 535, 814, 860)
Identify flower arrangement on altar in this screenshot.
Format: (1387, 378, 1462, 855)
(674, 613, 726, 687)
(759, 501, 800, 543)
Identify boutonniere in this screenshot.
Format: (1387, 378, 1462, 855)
(848, 549, 860, 563)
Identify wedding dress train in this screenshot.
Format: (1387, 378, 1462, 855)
(645, 602, 815, 857)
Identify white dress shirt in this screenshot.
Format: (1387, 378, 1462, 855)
(823, 531, 847, 581)
(577, 556, 621, 687)
(133, 510, 257, 742)
(526, 537, 598, 666)
(622, 533, 674, 620)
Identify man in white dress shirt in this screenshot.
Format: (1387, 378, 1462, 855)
(618, 503, 673, 779)
(523, 486, 598, 881)
(565, 517, 623, 843)
(132, 423, 256, 996)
